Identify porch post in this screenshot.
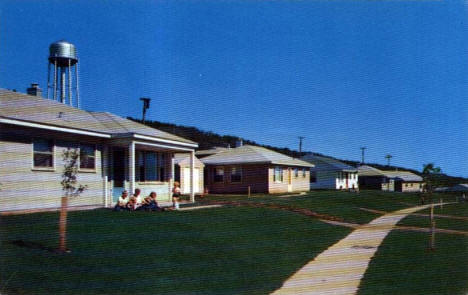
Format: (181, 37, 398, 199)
(102, 145, 110, 207)
(169, 153, 174, 200)
(171, 153, 175, 180)
(129, 141, 136, 195)
(190, 150, 195, 202)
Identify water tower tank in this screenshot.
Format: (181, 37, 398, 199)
(46, 40, 79, 107)
(48, 40, 78, 67)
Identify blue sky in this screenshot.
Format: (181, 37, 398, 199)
(1, 0, 467, 177)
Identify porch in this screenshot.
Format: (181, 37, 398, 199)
(105, 138, 197, 205)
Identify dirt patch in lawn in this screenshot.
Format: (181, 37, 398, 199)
(201, 200, 344, 222)
(10, 240, 58, 253)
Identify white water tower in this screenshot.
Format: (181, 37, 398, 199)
(47, 40, 80, 107)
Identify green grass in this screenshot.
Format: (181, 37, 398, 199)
(1, 190, 464, 294)
(358, 231, 468, 295)
(0, 207, 349, 295)
(358, 201, 468, 295)
(398, 203, 468, 232)
(202, 191, 459, 224)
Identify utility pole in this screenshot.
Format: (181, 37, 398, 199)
(298, 136, 305, 155)
(360, 147, 366, 165)
(140, 97, 151, 124)
(385, 154, 393, 166)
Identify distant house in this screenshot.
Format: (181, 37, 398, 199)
(300, 154, 358, 190)
(200, 144, 314, 194)
(436, 184, 468, 192)
(449, 184, 468, 192)
(173, 153, 204, 195)
(0, 89, 198, 212)
(358, 165, 423, 192)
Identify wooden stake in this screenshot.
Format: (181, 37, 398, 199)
(248, 186, 251, 198)
(430, 204, 435, 250)
(59, 196, 68, 252)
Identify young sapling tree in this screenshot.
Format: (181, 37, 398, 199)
(59, 148, 87, 253)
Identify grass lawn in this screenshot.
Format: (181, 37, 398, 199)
(201, 191, 460, 224)
(203, 191, 468, 294)
(358, 231, 468, 295)
(398, 202, 468, 232)
(0, 207, 349, 295)
(1, 190, 464, 294)
(358, 201, 468, 295)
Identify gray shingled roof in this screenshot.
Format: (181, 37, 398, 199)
(384, 171, 423, 182)
(0, 90, 195, 145)
(301, 154, 357, 172)
(448, 184, 468, 192)
(200, 145, 314, 167)
(358, 165, 422, 182)
(173, 153, 204, 167)
(90, 112, 195, 143)
(357, 165, 385, 176)
(195, 147, 229, 157)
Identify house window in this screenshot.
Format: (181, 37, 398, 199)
(33, 139, 54, 168)
(273, 166, 283, 183)
(310, 170, 317, 183)
(136, 151, 165, 182)
(158, 153, 166, 181)
(302, 168, 306, 178)
(214, 167, 224, 183)
(79, 144, 95, 169)
(231, 167, 242, 183)
(294, 168, 299, 178)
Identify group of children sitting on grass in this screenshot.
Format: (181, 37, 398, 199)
(114, 181, 182, 212)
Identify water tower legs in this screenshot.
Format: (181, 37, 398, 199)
(60, 67, 66, 103)
(53, 60, 58, 101)
(68, 59, 72, 106)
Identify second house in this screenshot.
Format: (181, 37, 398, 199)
(199, 144, 314, 194)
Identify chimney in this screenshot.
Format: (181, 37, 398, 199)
(27, 83, 42, 97)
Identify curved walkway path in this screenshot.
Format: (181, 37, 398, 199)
(272, 204, 442, 295)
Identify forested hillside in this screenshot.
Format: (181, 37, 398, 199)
(129, 117, 467, 187)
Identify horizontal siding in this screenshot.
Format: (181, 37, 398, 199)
(0, 128, 105, 211)
(205, 164, 268, 194)
(401, 182, 423, 193)
(179, 166, 204, 195)
(311, 171, 337, 189)
(268, 166, 310, 194)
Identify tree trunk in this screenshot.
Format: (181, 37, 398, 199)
(59, 196, 68, 252)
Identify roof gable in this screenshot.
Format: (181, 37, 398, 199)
(301, 154, 357, 172)
(91, 112, 195, 144)
(358, 165, 422, 181)
(200, 145, 314, 167)
(0, 90, 196, 145)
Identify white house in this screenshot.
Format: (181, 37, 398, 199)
(300, 154, 358, 190)
(0, 89, 198, 212)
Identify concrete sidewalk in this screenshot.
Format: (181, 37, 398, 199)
(271, 204, 439, 295)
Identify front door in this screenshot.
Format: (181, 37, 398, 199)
(112, 149, 126, 203)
